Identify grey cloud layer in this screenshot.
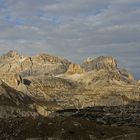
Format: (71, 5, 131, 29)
(0, 0, 140, 78)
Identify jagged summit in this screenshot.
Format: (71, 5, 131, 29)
(0, 51, 137, 83)
(2, 50, 21, 58)
(34, 53, 71, 64)
(0, 51, 71, 77)
(82, 56, 118, 71)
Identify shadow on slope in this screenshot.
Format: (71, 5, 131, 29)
(0, 102, 140, 140)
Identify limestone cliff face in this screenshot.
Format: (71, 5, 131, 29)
(81, 56, 117, 71)
(0, 51, 71, 77)
(66, 64, 85, 74)
(81, 56, 135, 83)
(33, 53, 69, 64)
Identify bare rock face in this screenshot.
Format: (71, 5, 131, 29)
(0, 51, 71, 77)
(66, 64, 85, 75)
(33, 53, 69, 64)
(81, 56, 135, 83)
(0, 73, 22, 89)
(81, 56, 117, 71)
(29, 53, 71, 76)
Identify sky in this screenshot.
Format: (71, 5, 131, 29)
(0, 0, 140, 79)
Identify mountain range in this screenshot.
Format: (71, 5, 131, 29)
(0, 50, 140, 139)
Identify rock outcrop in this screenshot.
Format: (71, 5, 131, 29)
(0, 73, 22, 89)
(81, 56, 135, 83)
(66, 64, 85, 75)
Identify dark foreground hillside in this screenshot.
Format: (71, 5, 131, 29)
(0, 103, 140, 140)
(0, 116, 140, 140)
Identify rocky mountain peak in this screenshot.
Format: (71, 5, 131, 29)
(95, 56, 118, 69)
(2, 50, 21, 58)
(34, 53, 70, 65)
(81, 56, 118, 72)
(0, 51, 71, 77)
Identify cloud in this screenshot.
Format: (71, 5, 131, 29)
(43, 0, 111, 15)
(0, 0, 140, 78)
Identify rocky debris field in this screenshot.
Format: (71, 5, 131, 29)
(1, 103, 140, 140)
(0, 115, 140, 140)
(57, 102, 140, 127)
